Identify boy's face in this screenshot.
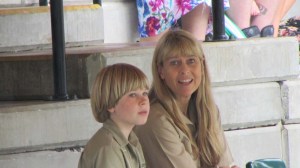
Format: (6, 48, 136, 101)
(108, 88, 150, 131)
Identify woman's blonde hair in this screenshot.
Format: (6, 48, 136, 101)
(150, 30, 225, 167)
(91, 63, 149, 123)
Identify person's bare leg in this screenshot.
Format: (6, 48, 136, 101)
(251, 0, 260, 16)
(226, 0, 252, 29)
(139, 29, 169, 42)
(250, 0, 281, 30)
(273, 0, 296, 37)
(181, 3, 210, 41)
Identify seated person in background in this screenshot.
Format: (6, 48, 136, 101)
(135, 29, 239, 168)
(78, 63, 149, 168)
(226, 0, 281, 37)
(136, 0, 229, 41)
(273, 0, 296, 37)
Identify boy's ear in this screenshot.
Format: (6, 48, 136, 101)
(107, 107, 115, 113)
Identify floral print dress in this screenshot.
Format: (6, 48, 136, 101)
(136, 0, 229, 38)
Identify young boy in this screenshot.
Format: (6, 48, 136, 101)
(78, 63, 149, 168)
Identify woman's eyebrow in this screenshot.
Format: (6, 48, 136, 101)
(165, 56, 179, 60)
(186, 54, 196, 57)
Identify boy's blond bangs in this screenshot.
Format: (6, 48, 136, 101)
(112, 67, 149, 104)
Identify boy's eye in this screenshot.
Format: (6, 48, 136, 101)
(129, 93, 137, 97)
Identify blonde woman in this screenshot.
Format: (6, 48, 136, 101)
(135, 30, 238, 168)
(78, 63, 149, 168)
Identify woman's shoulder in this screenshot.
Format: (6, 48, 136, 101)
(135, 101, 175, 134)
(148, 102, 171, 122)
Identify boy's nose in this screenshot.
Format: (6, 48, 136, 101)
(139, 96, 148, 105)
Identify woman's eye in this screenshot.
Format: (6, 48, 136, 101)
(187, 58, 196, 64)
(169, 60, 180, 65)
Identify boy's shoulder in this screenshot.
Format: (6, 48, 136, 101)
(82, 127, 117, 156)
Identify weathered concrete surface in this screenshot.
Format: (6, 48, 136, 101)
(0, 5, 104, 50)
(283, 124, 300, 168)
(0, 0, 91, 7)
(0, 123, 287, 168)
(87, 48, 154, 87)
(225, 124, 283, 167)
(213, 82, 283, 129)
(0, 100, 99, 155)
(0, 0, 138, 50)
(281, 79, 300, 124)
(1, 37, 298, 101)
(0, 150, 81, 168)
(203, 37, 299, 86)
(102, 0, 139, 43)
(0, 55, 91, 100)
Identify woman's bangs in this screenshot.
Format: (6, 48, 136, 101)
(164, 37, 198, 60)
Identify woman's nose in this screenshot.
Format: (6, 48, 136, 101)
(180, 63, 190, 75)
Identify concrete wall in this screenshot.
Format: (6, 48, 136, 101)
(0, 37, 299, 168)
(0, 4, 104, 51)
(0, 0, 299, 166)
(0, 0, 138, 51)
(0, 0, 92, 7)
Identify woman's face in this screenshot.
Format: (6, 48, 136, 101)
(159, 55, 202, 100)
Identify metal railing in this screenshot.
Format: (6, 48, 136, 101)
(211, 0, 227, 41)
(50, 0, 69, 100)
(39, 0, 101, 6)
(43, 0, 101, 100)
(93, 0, 101, 5)
(39, 0, 48, 6)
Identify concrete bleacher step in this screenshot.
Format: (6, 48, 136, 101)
(0, 150, 81, 168)
(0, 0, 91, 7)
(0, 4, 104, 51)
(1, 104, 299, 168)
(0, 82, 287, 155)
(226, 124, 283, 167)
(1, 0, 300, 166)
(0, 100, 98, 155)
(0, 0, 139, 52)
(283, 124, 300, 168)
(214, 82, 283, 130)
(281, 80, 300, 124)
(0, 37, 298, 100)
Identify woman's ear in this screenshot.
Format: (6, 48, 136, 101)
(158, 65, 165, 79)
